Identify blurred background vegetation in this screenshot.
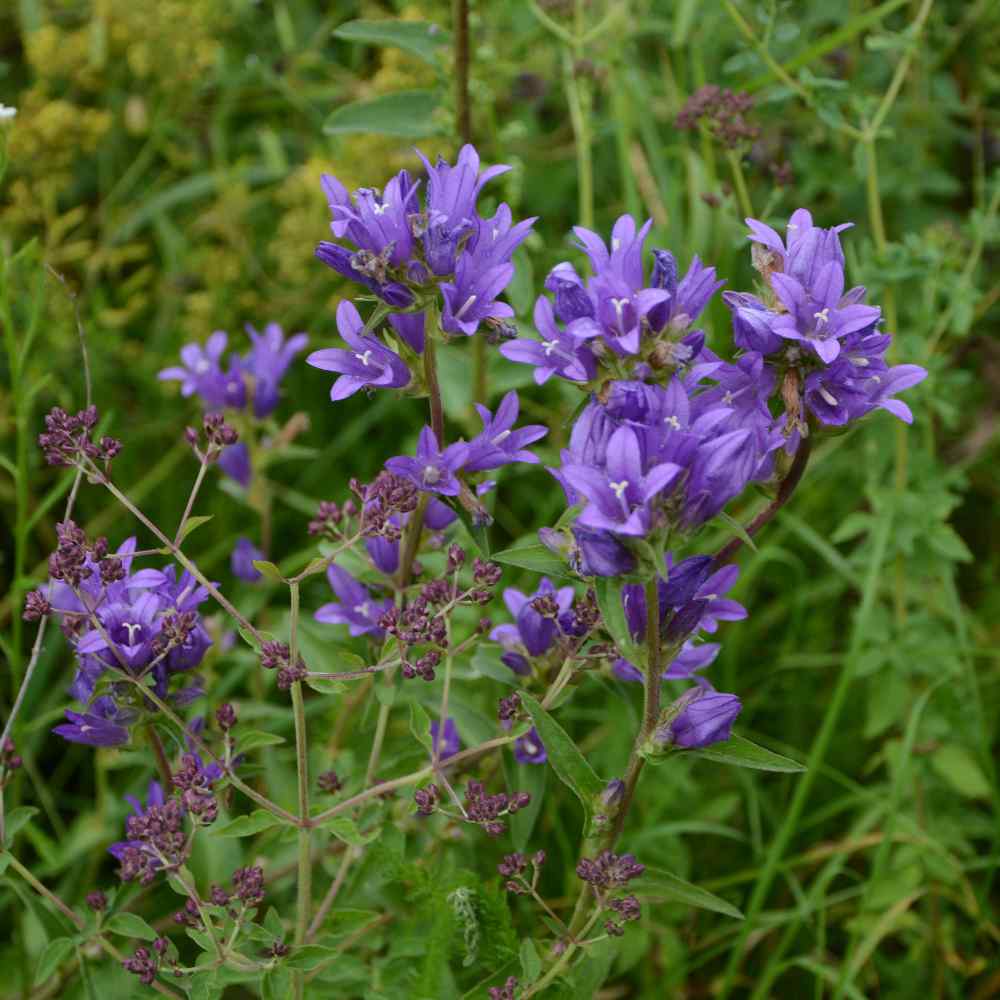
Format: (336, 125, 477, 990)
(1, 0, 999, 997)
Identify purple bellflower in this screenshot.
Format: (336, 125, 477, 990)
(307, 300, 411, 401)
(514, 727, 547, 765)
(490, 577, 575, 673)
(385, 427, 470, 497)
(315, 565, 392, 638)
(659, 686, 742, 748)
(53, 696, 134, 747)
(245, 322, 310, 417)
(430, 718, 461, 760)
(464, 391, 548, 473)
(231, 537, 264, 583)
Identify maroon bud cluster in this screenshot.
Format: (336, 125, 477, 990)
(22, 590, 52, 621)
(497, 692, 522, 727)
(202, 412, 239, 453)
(401, 649, 440, 682)
(317, 769, 342, 794)
(47, 520, 91, 588)
(38, 405, 121, 469)
(446, 543, 466, 572)
(360, 471, 419, 538)
(172, 754, 218, 826)
(259, 641, 306, 690)
(308, 500, 343, 538)
(122, 946, 159, 986)
(675, 85, 759, 149)
(575, 850, 645, 890)
(498, 849, 547, 894)
(1, 737, 23, 785)
(85, 890, 108, 913)
(472, 558, 502, 587)
(232, 865, 265, 907)
(154, 611, 197, 653)
(215, 702, 237, 732)
(604, 893, 641, 936)
(463, 780, 530, 838)
(117, 798, 188, 885)
(414, 784, 439, 816)
(488, 976, 519, 1000)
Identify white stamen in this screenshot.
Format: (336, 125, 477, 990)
(609, 479, 629, 500)
(355, 350, 373, 367)
(664, 415, 681, 430)
(611, 297, 629, 334)
(849, 355, 869, 367)
(813, 308, 830, 326)
(492, 429, 512, 445)
(870, 375, 882, 384)
(372, 201, 389, 215)
(523, 741, 539, 756)
(722, 391, 735, 406)
(422, 464, 441, 485)
(492, 227, 500, 240)
(354, 602, 370, 618)
(541, 339, 559, 356)
(454, 294, 477, 320)
(819, 387, 839, 407)
(194, 359, 211, 374)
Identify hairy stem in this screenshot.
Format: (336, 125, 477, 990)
(147, 726, 175, 795)
(452, 0, 471, 145)
(289, 581, 311, 998)
(173, 458, 209, 546)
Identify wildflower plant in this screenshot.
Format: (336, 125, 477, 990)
(8, 4, 986, 998)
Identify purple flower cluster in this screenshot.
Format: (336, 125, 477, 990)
(384, 391, 546, 497)
(727, 210, 927, 428)
(159, 322, 308, 418)
(489, 577, 576, 675)
(316, 144, 534, 337)
(34, 535, 213, 747)
(314, 565, 392, 638)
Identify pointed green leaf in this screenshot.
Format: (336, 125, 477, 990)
(235, 729, 286, 752)
(333, 19, 450, 64)
(4, 805, 38, 844)
(105, 912, 159, 940)
(34, 937, 76, 985)
(323, 91, 442, 139)
(519, 693, 603, 819)
(305, 676, 348, 696)
(317, 816, 380, 847)
(252, 560, 285, 583)
(638, 868, 743, 919)
(178, 514, 214, 543)
(409, 700, 433, 754)
(520, 938, 542, 982)
(211, 810, 283, 838)
(492, 542, 574, 580)
(690, 734, 805, 772)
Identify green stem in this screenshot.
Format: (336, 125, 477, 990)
(452, 0, 471, 145)
(423, 330, 445, 445)
(289, 582, 311, 999)
(147, 726, 174, 795)
(726, 148, 754, 219)
(173, 458, 209, 546)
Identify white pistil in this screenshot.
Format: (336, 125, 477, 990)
(423, 464, 441, 485)
(355, 350, 373, 367)
(611, 297, 629, 334)
(819, 386, 839, 407)
(849, 355, 869, 367)
(354, 602, 370, 618)
(813, 307, 830, 327)
(722, 391, 735, 406)
(609, 480, 629, 501)
(194, 359, 211, 374)
(665, 415, 681, 430)
(123, 622, 142, 644)
(454, 294, 477, 320)
(372, 201, 389, 216)
(541, 339, 559, 356)
(492, 429, 512, 445)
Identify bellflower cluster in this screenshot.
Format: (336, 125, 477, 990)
(316, 144, 535, 338)
(725, 209, 927, 430)
(33, 531, 213, 747)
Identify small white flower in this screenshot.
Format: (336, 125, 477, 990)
(0, 104, 17, 121)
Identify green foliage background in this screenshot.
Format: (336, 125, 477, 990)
(1, 0, 999, 997)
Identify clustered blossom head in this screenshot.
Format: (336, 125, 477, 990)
(316, 144, 535, 338)
(259, 640, 307, 690)
(122, 939, 174, 987)
(462, 779, 531, 837)
(159, 322, 308, 418)
(675, 85, 760, 149)
(576, 849, 645, 890)
(489, 977, 519, 1000)
(726, 209, 928, 431)
(32, 529, 213, 747)
(498, 849, 547, 894)
(0, 738, 22, 789)
(38, 405, 121, 470)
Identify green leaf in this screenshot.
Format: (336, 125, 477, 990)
(305, 675, 348, 696)
(285, 944, 337, 971)
(210, 809, 283, 838)
(236, 729, 286, 752)
(177, 514, 213, 543)
(318, 816, 380, 847)
(519, 693, 604, 822)
(930, 744, 992, 799)
(491, 542, 574, 580)
(105, 912, 159, 940)
(261, 966, 293, 1000)
(34, 937, 75, 985)
(717, 511, 757, 552)
(520, 937, 542, 982)
(409, 701, 433, 754)
(638, 868, 743, 919)
(323, 90, 442, 139)
(236, 624, 261, 651)
(333, 19, 450, 64)
(252, 559, 285, 583)
(5, 805, 38, 844)
(689, 734, 806, 773)
(594, 577, 644, 666)
(470, 646, 519, 687)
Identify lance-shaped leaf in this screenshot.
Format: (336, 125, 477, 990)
(324, 91, 442, 139)
(637, 867, 743, 919)
(690, 734, 806, 772)
(333, 19, 451, 65)
(492, 542, 574, 580)
(520, 693, 603, 826)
